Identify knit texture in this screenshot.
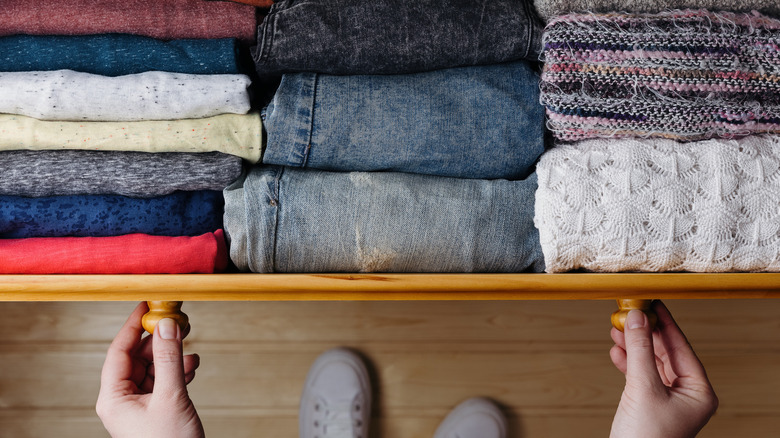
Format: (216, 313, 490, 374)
(533, 0, 780, 22)
(0, 230, 228, 274)
(534, 135, 780, 272)
(0, 70, 251, 121)
(540, 10, 780, 142)
(0, 0, 256, 42)
(0, 35, 242, 76)
(0, 113, 263, 162)
(0, 150, 243, 198)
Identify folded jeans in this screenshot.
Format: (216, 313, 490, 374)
(224, 165, 545, 273)
(262, 61, 544, 180)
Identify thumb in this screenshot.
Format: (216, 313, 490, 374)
(623, 310, 663, 389)
(152, 318, 187, 399)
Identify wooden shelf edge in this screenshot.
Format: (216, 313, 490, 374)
(1, 273, 780, 301)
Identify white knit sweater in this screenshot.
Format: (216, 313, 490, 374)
(535, 136, 780, 272)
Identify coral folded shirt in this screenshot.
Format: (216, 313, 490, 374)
(0, 230, 229, 274)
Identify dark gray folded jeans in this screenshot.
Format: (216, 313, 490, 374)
(253, 0, 543, 75)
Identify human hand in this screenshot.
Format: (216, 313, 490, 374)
(609, 300, 718, 438)
(96, 302, 205, 438)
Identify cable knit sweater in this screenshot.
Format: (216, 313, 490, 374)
(535, 135, 780, 272)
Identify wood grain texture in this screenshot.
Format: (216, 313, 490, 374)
(3, 273, 780, 300)
(0, 300, 778, 437)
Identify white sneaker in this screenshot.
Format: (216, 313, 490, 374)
(433, 398, 507, 438)
(299, 348, 371, 438)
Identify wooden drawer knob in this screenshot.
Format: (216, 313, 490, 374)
(611, 299, 657, 331)
(142, 301, 189, 334)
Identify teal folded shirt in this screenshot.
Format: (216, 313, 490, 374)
(0, 34, 242, 75)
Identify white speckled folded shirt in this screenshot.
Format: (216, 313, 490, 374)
(0, 112, 263, 162)
(0, 70, 251, 121)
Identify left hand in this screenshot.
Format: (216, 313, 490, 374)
(96, 302, 204, 438)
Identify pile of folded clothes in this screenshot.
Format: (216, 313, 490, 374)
(535, 6, 780, 272)
(224, 0, 549, 273)
(0, 0, 261, 274)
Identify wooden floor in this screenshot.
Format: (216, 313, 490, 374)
(0, 299, 778, 437)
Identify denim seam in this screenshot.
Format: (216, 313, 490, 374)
(300, 74, 319, 168)
(522, 0, 534, 59)
(269, 166, 283, 273)
(254, 3, 278, 63)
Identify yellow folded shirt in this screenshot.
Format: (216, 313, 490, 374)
(0, 112, 263, 162)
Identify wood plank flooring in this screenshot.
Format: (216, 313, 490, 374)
(0, 299, 778, 437)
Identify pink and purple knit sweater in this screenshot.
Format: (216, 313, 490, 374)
(540, 9, 780, 142)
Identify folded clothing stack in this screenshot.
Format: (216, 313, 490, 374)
(535, 9, 780, 272)
(0, 0, 260, 273)
(224, 0, 548, 273)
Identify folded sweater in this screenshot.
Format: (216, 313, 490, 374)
(535, 135, 780, 272)
(540, 10, 780, 141)
(533, 0, 780, 22)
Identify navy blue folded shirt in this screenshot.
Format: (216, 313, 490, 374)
(0, 191, 224, 238)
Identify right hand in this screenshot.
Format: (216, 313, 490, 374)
(609, 300, 718, 438)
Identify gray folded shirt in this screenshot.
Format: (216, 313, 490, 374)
(0, 150, 244, 198)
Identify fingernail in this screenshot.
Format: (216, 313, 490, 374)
(626, 310, 647, 330)
(157, 318, 177, 340)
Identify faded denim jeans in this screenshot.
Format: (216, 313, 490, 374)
(253, 0, 543, 75)
(262, 61, 544, 180)
(223, 165, 544, 273)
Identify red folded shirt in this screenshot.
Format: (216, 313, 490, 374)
(0, 230, 228, 274)
(0, 0, 257, 42)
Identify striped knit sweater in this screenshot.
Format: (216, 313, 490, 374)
(540, 9, 780, 142)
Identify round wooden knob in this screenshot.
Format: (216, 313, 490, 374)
(611, 299, 657, 332)
(142, 301, 189, 334)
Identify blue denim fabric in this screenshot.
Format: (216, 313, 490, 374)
(253, 0, 544, 75)
(0, 191, 223, 238)
(0, 35, 242, 76)
(223, 165, 544, 273)
(262, 61, 544, 180)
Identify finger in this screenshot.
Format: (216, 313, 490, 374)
(623, 309, 664, 388)
(100, 303, 148, 387)
(151, 318, 187, 400)
(653, 301, 709, 382)
(148, 353, 200, 378)
(610, 344, 628, 375)
(611, 327, 626, 348)
(184, 371, 196, 385)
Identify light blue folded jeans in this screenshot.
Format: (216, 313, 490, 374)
(261, 61, 544, 180)
(224, 165, 544, 273)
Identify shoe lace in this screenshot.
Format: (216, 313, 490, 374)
(312, 395, 365, 438)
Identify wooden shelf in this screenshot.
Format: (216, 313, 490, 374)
(2, 273, 780, 301)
